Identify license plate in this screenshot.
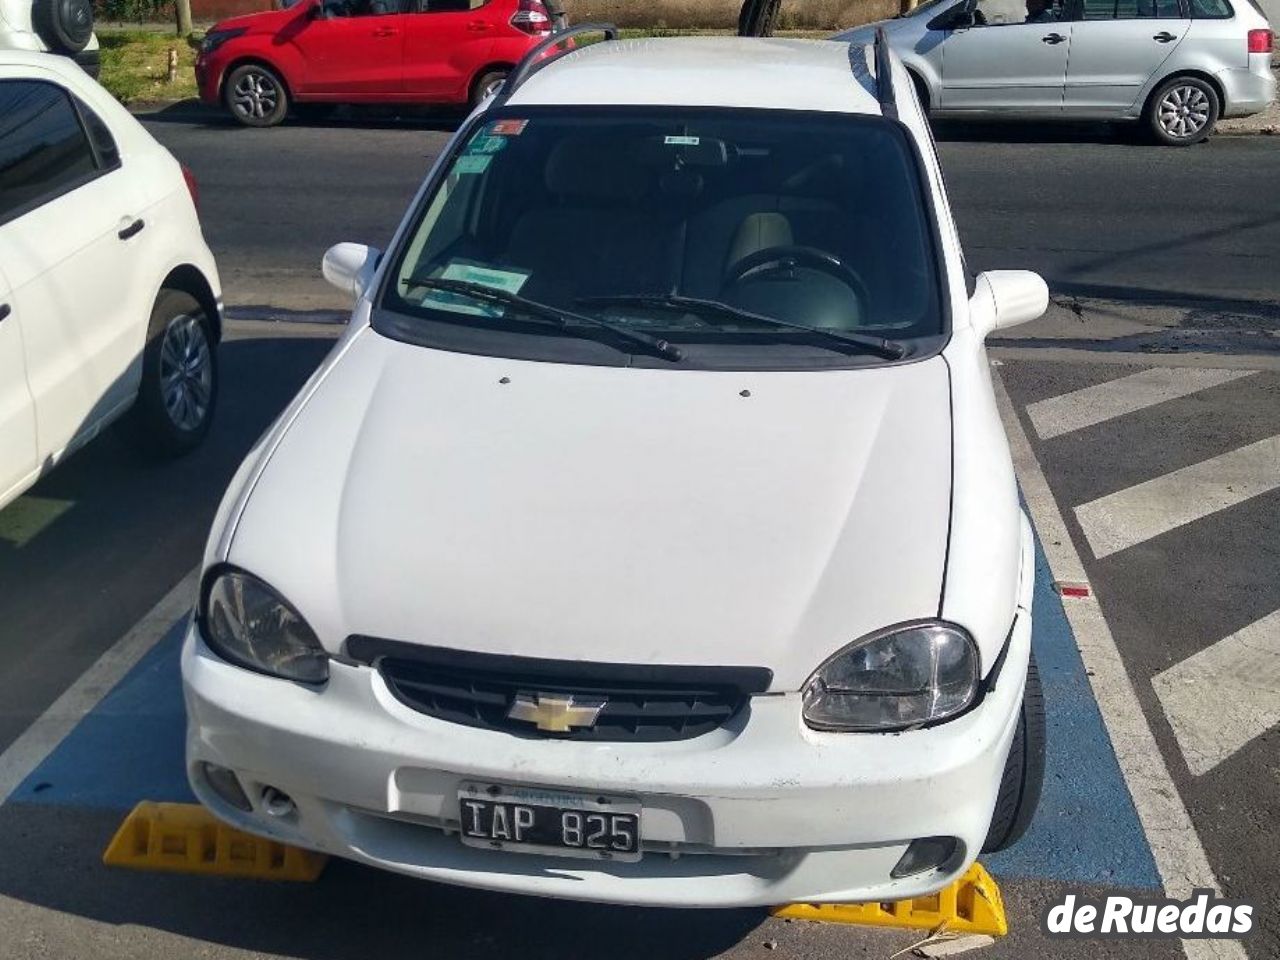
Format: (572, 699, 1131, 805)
(457, 783, 642, 862)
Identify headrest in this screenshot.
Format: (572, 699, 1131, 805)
(726, 212, 794, 274)
(544, 137, 650, 203)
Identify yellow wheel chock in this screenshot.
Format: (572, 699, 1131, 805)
(771, 862, 1008, 937)
(103, 801, 327, 882)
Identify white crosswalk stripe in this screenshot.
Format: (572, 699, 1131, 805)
(1011, 363, 1274, 959)
(1153, 608, 1280, 777)
(1027, 367, 1256, 440)
(1074, 434, 1280, 559)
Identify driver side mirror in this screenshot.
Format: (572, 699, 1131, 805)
(322, 242, 381, 300)
(969, 270, 1048, 338)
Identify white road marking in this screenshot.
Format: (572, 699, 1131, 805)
(1027, 367, 1255, 440)
(994, 375, 1246, 960)
(1153, 607, 1280, 777)
(0, 570, 198, 807)
(1075, 434, 1280, 559)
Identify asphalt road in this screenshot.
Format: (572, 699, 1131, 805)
(137, 108, 1280, 317)
(0, 113, 1276, 960)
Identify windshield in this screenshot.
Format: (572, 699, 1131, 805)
(379, 107, 946, 369)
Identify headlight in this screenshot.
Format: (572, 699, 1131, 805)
(200, 27, 247, 54)
(802, 621, 979, 732)
(201, 569, 329, 683)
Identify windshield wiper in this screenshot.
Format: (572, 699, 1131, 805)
(405, 277, 683, 362)
(578, 293, 908, 361)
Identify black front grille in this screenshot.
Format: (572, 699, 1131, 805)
(347, 637, 772, 742)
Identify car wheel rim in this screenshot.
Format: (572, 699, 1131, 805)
(159, 314, 213, 432)
(1157, 85, 1210, 139)
(232, 70, 278, 120)
(484, 77, 505, 99)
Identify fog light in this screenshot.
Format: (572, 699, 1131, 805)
(200, 762, 251, 812)
(261, 786, 296, 818)
(891, 836, 960, 878)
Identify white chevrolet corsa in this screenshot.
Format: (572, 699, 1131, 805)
(184, 29, 1050, 907)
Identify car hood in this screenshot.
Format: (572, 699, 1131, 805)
(228, 329, 954, 692)
(210, 6, 297, 33)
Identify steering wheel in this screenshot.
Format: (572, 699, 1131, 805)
(724, 245, 872, 320)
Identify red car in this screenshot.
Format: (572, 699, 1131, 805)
(195, 0, 557, 127)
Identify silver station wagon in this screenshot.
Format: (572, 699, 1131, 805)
(837, 0, 1275, 144)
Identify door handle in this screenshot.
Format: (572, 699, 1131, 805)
(0, 304, 10, 323)
(1041, 32, 1066, 44)
(1152, 30, 1176, 42)
(466, 19, 489, 31)
(117, 218, 145, 240)
(372, 26, 398, 36)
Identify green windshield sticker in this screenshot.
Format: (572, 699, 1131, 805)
(455, 154, 492, 175)
(664, 135, 701, 146)
(467, 135, 507, 156)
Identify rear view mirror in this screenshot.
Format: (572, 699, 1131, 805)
(322, 242, 381, 300)
(970, 270, 1048, 337)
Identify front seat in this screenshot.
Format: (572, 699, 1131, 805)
(502, 136, 674, 302)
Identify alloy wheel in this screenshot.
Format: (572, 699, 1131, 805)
(1157, 84, 1210, 140)
(159, 315, 213, 433)
(232, 70, 279, 121)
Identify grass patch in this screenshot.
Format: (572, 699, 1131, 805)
(98, 29, 201, 104)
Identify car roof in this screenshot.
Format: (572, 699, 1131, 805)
(507, 36, 887, 117)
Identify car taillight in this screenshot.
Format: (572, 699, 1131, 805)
(510, 0, 552, 35)
(1248, 29, 1273, 53)
(181, 164, 200, 211)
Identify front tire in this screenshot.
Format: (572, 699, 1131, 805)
(1146, 76, 1219, 146)
(981, 652, 1046, 853)
(225, 63, 289, 127)
(120, 289, 218, 457)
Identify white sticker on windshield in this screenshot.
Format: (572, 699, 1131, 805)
(421, 261, 531, 318)
(442, 262, 529, 294)
(664, 135, 701, 146)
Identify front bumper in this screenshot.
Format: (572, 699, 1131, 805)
(182, 610, 1030, 908)
(194, 55, 221, 106)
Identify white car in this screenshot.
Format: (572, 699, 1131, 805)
(0, 52, 222, 512)
(184, 29, 1048, 908)
(0, 0, 99, 76)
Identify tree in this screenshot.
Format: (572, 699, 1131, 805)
(175, 0, 192, 36)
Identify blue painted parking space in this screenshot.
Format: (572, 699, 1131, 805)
(9, 538, 1159, 891)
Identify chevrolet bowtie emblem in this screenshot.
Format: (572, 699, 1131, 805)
(508, 693, 606, 733)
